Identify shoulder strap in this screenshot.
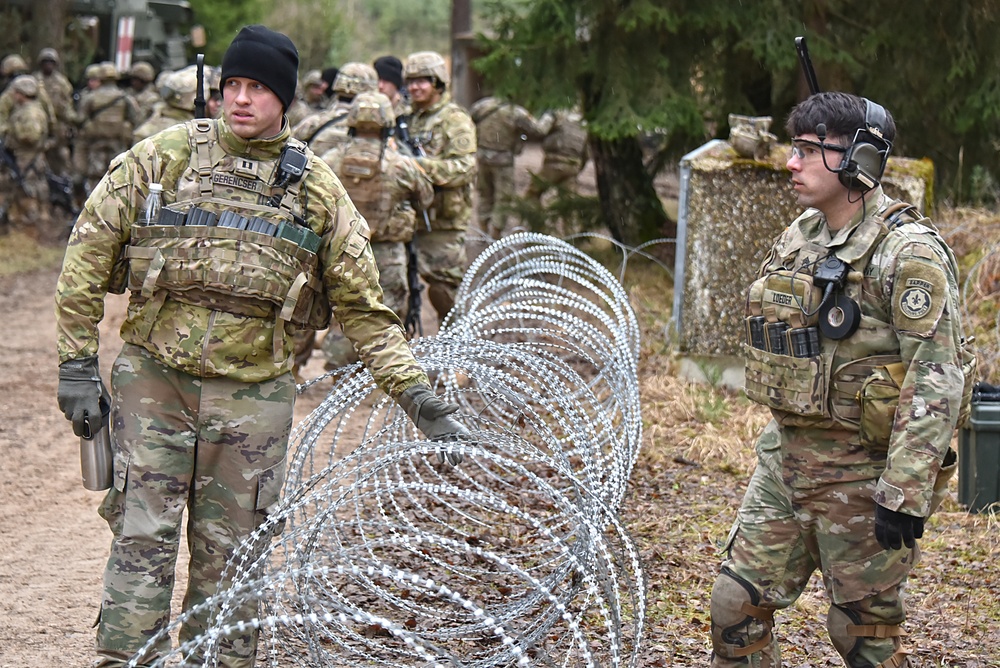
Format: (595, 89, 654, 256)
(188, 119, 216, 198)
(303, 112, 349, 146)
(86, 92, 127, 121)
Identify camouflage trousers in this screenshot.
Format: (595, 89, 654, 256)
(323, 241, 409, 368)
(96, 343, 295, 667)
(476, 157, 516, 239)
(414, 228, 467, 325)
(709, 420, 921, 668)
(0, 166, 56, 240)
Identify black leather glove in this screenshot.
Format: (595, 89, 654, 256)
(57, 356, 111, 438)
(875, 504, 925, 550)
(397, 383, 469, 465)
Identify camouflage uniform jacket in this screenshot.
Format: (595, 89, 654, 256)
(55, 117, 428, 397)
(291, 99, 352, 156)
(130, 86, 162, 124)
(470, 96, 551, 164)
(407, 93, 477, 231)
(77, 83, 140, 140)
(750, 187, 966, 517)
(543, 109, 588, 167)
(33, 69, 76, 127)
(321, 136, 434, 243)
(4, 98, 50, 169)
(132, 104, 191, 144)
(0, 83, 56, 137)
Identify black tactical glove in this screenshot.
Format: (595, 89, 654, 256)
(397, 383, 470, 465)
(875, 504, 925, 550)
(57, 356, 111, 438)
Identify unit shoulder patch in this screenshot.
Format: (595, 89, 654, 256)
(891, 256, 948, 337)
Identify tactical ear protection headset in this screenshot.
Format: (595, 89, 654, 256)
(833, 99, 892, 192)
(796, 36, 893, 193)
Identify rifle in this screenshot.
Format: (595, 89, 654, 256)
(0, 138, 24, 187)
(395, 114, 431, 337)
(794, 36, 822, 95)
(194, 54, 207, 119)
(47, 171, 79, 216)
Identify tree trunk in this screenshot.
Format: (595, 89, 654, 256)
(589, 135, 675, 263)
(31, 0, 68, 60)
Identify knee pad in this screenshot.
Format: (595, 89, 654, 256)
(827, 604, 909, 668)
(710, 568, 776, 663)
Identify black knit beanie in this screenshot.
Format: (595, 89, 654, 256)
(220, 25, 298, 110)
(373, 55, 404, 91)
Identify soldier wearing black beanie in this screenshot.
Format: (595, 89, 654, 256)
(220, 24, 299, 110)
(373, 55, 404, 91)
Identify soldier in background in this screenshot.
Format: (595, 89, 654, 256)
(708, 91, 971, 668)
(132, 65, 207, 143)
(286, 68, 329, 128)
(0, 54, 30, 92)
(292, 61, 378, 157)
(0, 75, 54, 240)
(127, 61, 160, 123)
(373, 55, 409, 120)
(470, 95, 551, 239)
(524, 107, 589, 206)
(1, 54, 56, 138)
(73, 62, 140, 196)
(316, 91, 433, 369)
(33, 48, 75, 176)
(402, 50, 477, 325)
(55, 25, 468, 667)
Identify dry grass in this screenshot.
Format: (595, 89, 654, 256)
(0, 229, 66, 278)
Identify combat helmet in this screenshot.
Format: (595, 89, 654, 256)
(332, 62, 378, 98)
(302, 69, 324, 87)
(347, 91, 395, 133)
(130, 61, 156, 83)
(84, 63, 102, 81)
(37, 48, 60, 65)
(1, 54, 29, 78)
(161, 65, 208, 111)
(404, 51, 449, 87)
(9, 74, 39, 98)
(97, 61, 119, 82)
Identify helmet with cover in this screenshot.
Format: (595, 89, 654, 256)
(130, 61, 156, 83)
(333, 62, 378, 98)
(403, 51, 449, 88)
(1, 54, 29, 77)
(347, 91, 395, 133)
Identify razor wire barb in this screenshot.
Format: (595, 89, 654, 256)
(131, 233, 648, 667)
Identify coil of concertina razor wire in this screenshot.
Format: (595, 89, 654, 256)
(130, 233, 647, 667)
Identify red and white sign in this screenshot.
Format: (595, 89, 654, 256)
(115, 16, 136, 73)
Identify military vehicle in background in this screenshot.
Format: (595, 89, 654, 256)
(2, 0, 203, 81)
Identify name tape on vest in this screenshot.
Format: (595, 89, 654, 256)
(212, 172, 264, 194)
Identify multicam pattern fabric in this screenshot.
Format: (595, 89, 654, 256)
(744, 188, 966, 516)
(57, 114, 432, 666)
(291, 99, 351, 156)
(321, 135, 433, 243)
(95, 343, 294, 666)
(406, 92, 477, 232)
(131, 104, 191, 144)
(710, 187, 968, 668)
(55, 116, 428, 397)
(1, 97, 51, 232)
